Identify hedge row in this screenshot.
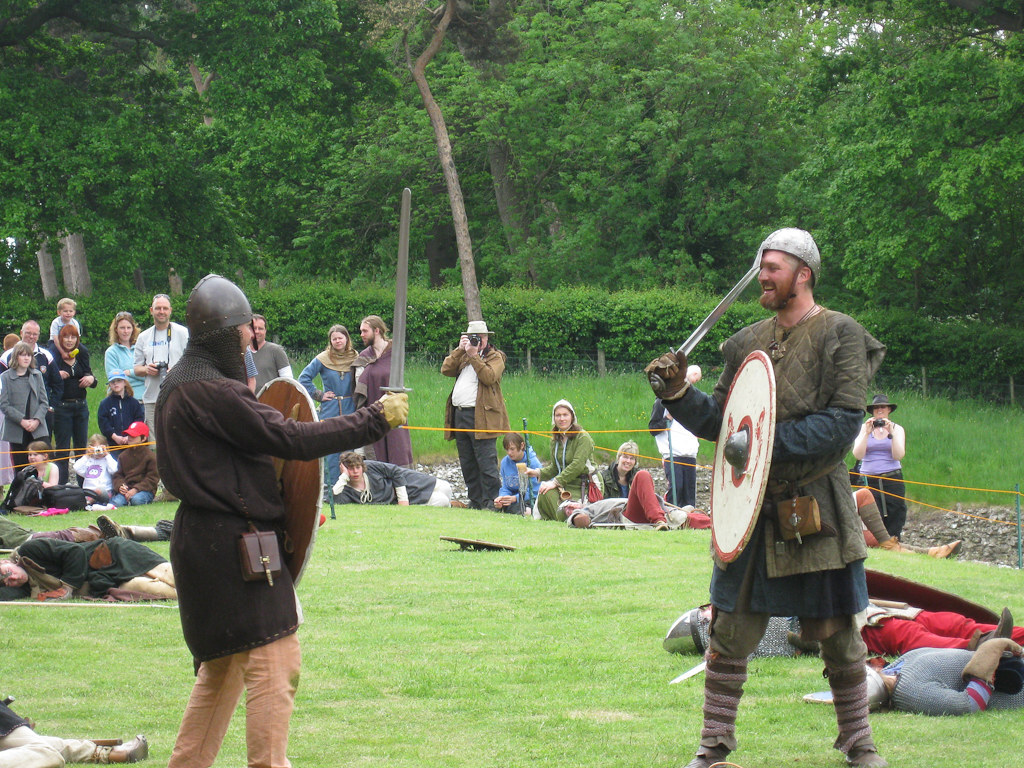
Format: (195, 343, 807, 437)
(3, 284, 1021, 387)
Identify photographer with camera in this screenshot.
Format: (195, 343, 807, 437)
(852, 394, 907, 539)
(133, 294, 188, 443)
(442, 320, 510, 509)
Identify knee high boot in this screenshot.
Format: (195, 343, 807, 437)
(826, 662, 887, 767)
(684, 653, 748, 768)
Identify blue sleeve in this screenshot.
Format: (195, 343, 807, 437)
(97, 397, 115, 439)
(298, 359, 320, 395)
(498, 456, 518, 496)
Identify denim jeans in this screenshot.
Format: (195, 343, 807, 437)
(53, 400, 89, 484)
(111, 490, 154, 507)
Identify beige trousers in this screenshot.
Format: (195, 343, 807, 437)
(0, 725, 99, 768)
(168, 633, 301, 768)
(120, 561, 176, 598)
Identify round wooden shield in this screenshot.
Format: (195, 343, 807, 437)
(711, 350, 776, 562)
(258, 377, 323, 585)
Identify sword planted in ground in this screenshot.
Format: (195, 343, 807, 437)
(383, 187, 412, 395)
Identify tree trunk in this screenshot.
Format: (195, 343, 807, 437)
(424, 220, 457, 287)
(406, 1, 482, 322)
(487, 140, 535, 282)
(36, 240, 59, 300)
(59, 232, 93, 296)
(133, 267, 146, 293)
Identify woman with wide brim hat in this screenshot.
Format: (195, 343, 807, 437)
(852, 393, 908, 538)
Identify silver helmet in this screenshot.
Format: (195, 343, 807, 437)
(186, 274, 253, 336)
(753, 228, 821, 286)
(663, 608, 707, 655)
(865, 665, 890, 711)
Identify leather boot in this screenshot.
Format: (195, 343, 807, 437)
(968, 608, 1014, 650)
(826, 663, 887, 767)
(926, 540, 962, 559)
(88, 734, 148, 763)
(69, 525, 103, 543)
(97, 515, 126, 540)
(683, 744, 731, 768)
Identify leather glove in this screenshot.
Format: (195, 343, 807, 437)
(644, 350, 690, 401)
(962, 638, 1023, 684)
(378, 392, 409, 428)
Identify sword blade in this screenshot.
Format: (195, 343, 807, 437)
(384, 188, 412, 393)
(669, 659, 707, 685)
(676, 264, 759, 358)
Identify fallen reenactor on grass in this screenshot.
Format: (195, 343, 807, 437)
(0, 536, 176, 601)
(1, 698, 148, 766)
(560, 497, 711, 530)
(0, 515, 172, 551)
(805, 638, 1024, 715)
(331, 452, 465, 507)
(853, 488, 961, 558)
(666, 603, 1021, 660)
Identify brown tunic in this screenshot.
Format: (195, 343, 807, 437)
(157, 377, 390, 662)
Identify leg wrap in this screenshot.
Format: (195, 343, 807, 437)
(698, 653, 748, 751)
(827, 662, 875, 755)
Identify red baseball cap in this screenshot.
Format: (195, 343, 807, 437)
(124, 421, 150, 438)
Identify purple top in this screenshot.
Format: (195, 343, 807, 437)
(860, 432, 901, 474)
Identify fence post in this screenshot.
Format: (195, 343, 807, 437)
(597, 349, 606, 376)
(526, 349, 532, 372)
(921, 366, 928, 398)
(1016, 483, 1021, 570)
(1010, 374, 1015, 407)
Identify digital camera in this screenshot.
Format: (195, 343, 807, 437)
(468, 333, 481, 347)
(872, 418, 886, 428)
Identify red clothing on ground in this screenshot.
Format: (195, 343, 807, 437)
(621, 470, 667, 525)
(862, 610, 1024, 657)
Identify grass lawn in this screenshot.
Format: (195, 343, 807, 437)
(4, 501, 1023, 767)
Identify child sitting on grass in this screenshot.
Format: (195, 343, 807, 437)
(111, 422, 159, 507)
(73, 433, 118, 503)
(494, 432, 541, 514)
(26, 440, 60, 488)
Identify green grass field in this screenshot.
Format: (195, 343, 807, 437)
(4, 502, 1023, 767)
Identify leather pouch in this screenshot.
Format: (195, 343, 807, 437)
(88, 541, 114, 570)
(238, 529, 282, 586)
(776, 496, 821, 542)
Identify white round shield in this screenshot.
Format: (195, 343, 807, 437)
(711, 350, 776, 562)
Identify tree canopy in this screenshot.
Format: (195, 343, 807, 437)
(2, 0, 1022, 320)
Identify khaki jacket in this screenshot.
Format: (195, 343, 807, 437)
(442, 346, 511, 440)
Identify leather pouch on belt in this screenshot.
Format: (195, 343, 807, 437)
(88, 541, 113, 569)
(776, 496, 821, 543)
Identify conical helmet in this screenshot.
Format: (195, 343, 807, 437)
(753, 228, 820, 286)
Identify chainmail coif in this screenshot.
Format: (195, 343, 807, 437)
(157, 326, 247, 410)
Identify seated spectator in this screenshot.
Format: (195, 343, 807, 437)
(104, 310, 146, 396)
(598, 441, 674, 529)
(48, 297, 82, 342)
(854, 488, 960, 558)
(525, 399, 596, 521)
(332, 452, 462, 507)
(0, 698, 148, 766)
(0, 536, 176, 600)
(494, 432, 541, 514)
(72, 434, 118, 503)
(26, 441, 59, 488)
(110, 422, 159, 507)
(562, 497, 710, 530)
(98, 375, 146, 446)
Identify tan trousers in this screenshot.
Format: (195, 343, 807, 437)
(0, 725, 99, 768)
(120, 561, 176, 599)
(168, 633, 301, 768)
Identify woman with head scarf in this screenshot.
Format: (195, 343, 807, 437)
(298, 324, 357, 488)
(526, 399, 596, 521)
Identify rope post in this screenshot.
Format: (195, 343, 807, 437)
(667, 427, 678, 506)
(1016, 482, 1021, 570)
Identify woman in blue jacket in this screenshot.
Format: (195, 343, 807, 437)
(299, 324, 357, 488)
